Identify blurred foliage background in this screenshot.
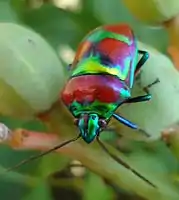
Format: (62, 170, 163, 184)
(0, 0, 179, 200)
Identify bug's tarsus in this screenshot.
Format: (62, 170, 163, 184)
(112, 113, 150, 137)
(5, 135, 81, 173)
(137, 128, 150, 137)
(96, 135, 157, 188)
(143, 78, 160, 94)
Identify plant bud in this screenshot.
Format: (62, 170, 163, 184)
(0, 22, 65, 119)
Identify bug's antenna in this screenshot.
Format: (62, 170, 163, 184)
(5, 134, 81, 173)
(96, 135, 157, 188)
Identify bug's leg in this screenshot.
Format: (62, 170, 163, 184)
(125, 94, 151, 104)
(135, 50, 149, 75)
(112, 113, 150, 137)
(143, 78, 160, 94)
(96, 135, 156, 188)
(136, 50, 160, 94)
(126, 78, 160, 104)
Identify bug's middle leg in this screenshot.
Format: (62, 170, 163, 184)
(143, 78, 160, 94)
(125, 78, 160, 104)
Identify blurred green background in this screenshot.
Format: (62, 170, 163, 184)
(0, 0, 175, 199)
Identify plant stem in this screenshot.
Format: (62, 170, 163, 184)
(1, 102, 179, 200)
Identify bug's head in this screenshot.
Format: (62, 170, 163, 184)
(74, 113, 107, 143)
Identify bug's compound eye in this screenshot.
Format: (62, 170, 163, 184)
(74, 118, 79, 126)
(99, 119, 107, 128)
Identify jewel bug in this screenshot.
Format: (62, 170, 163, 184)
(6, 24, 158, 188)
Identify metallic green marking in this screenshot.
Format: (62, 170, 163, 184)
(87, 29, 132, 45)
(71, 101, 116, 119)
(70, 100, 121, 120)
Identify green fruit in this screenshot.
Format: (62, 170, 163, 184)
(122, 0, 179, 25)
(0, 22, 65, 119)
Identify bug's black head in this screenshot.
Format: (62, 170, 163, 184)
(74, 113, 107, 144)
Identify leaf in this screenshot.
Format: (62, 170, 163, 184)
(23, 181, 53, 200)
(0, 181, 27, 200)
(11, 2, 102, 51)
(0, 165, 37, 200)
(36, 154, 70, 178)
(11, 3, 82, 49)
(0, 0, 19, 22)
(83, 172, 114, 200)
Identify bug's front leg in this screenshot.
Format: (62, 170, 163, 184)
(126, 78, 160, 104)
(112, 113, 150, 137)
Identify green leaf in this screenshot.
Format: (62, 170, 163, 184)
(0, 165, 36, 200)
(11, 2, 102, 51)
(23, 181, 53, 200)
(36, 154, 70, 178)
(83, 172, 114, 200)
(0, 181, 27, 200)
(11, 3, 83, 49)
(0, 0, 19, 22)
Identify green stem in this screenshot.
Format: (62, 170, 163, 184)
(34, 102, 177, 200)
(0, 165, 38, 186)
